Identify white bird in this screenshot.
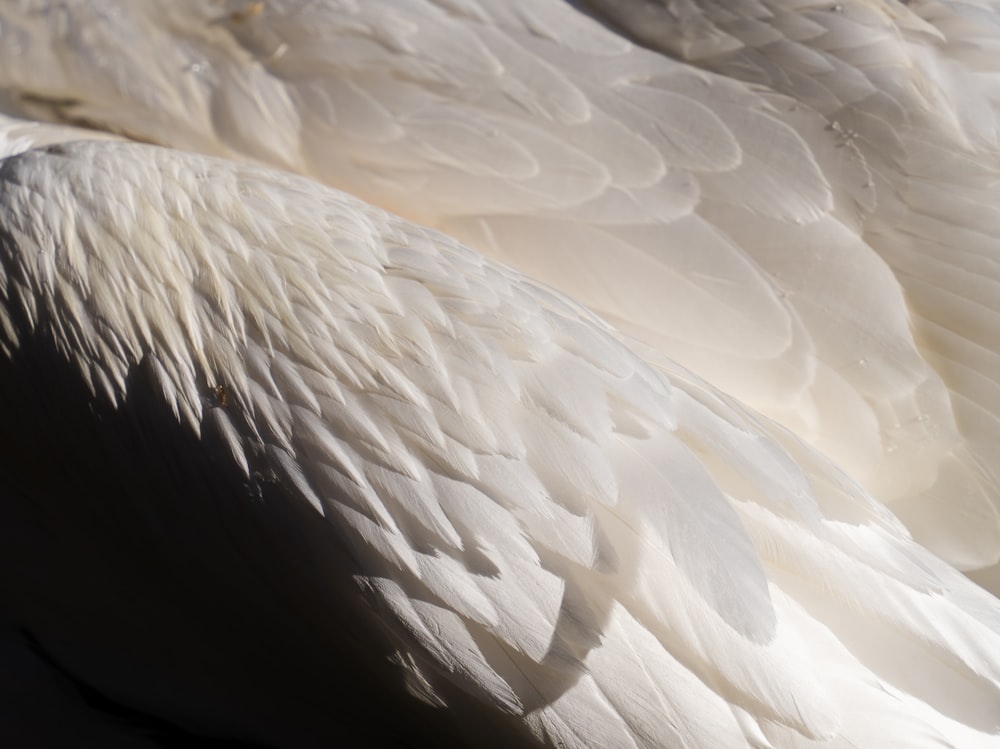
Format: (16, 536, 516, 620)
(2, 132, 1000, 747)
(1, 1, 1000, 747)
(0, 0, 996, 576)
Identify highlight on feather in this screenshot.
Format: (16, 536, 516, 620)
(0, 133, 999, 747)
(1, 2, 1000, 748)
(1, 0, 996, 582)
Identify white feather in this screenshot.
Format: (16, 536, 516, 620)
(0, 139, 998, 746)
(0, 0, 992, 577)
(574, 0, 1000, 570)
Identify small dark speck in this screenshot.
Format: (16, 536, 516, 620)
(211, 383, 228, 407)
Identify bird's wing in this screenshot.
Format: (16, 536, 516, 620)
(3, 139, 1000, 747)
(0, 0, 986, 569)
(574, 0, 1000, 568)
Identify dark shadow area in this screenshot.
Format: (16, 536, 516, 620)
(0, 294, 538, 748)
(17, 626, 271, 748)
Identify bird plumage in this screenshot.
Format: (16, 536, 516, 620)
(0, 1, 999, 747)
(576, 0, 1000, 578)
(0, 137, 999, 746)
(0, 0, 993, 573)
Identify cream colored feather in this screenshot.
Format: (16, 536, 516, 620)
(1, 137, 1000, 747)
(0, 0, 993, 575)
(574, 0, 1000, 570)
(2, 2, 1000, 747)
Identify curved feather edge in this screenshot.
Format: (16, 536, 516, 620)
(0, 140, 999, 746)
(0, 0, 974, 571)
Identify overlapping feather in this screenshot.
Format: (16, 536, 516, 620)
(0, 0, 990, 575)
(0, 139, 998, 745)
(576, 0, 1000, 568)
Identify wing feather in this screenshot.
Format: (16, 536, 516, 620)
(2, 140, 1000, 745)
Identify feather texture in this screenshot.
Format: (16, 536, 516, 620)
(0, 139, 998, 746)
(0, 0, 992, 575)
(575, 0, 1000, 569)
